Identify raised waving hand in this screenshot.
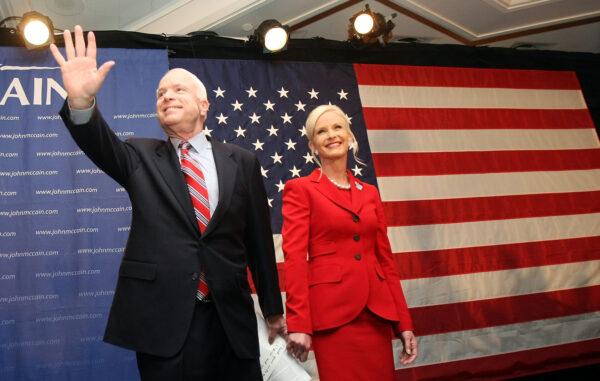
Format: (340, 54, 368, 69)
(49, 25, 115, 109)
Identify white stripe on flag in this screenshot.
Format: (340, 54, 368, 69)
(367, 129, 600, 153)
(378, 169, 600, 202)
(388, 212, 600, 253)
(401, 260, 600, 307)
(393, 311, 600, 368)
(358, 85, 586, 109)
(273, 234, 283, 263)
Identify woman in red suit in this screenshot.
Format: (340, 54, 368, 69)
(282, 104, 418, 380)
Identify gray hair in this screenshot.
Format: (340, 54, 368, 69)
(157, 68, 208, 100)
(304, 104, 365, 167)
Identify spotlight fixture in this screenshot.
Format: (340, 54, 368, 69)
(18, 11, 55, 50)
(0, 11, 56, 50)
(348, 4, 396, 45)
(251, 19, 289, 53)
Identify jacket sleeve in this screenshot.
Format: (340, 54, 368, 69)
(281, 180, 313, 334)
(59, 100, 140, 187)
(244, 156, 284, 318)
(373, 188, 415, 334)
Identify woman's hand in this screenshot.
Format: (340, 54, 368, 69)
(399, 331, 418, 365)
(286, 332, 312, 362)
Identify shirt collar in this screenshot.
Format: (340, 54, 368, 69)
(170, 132, 211, 153)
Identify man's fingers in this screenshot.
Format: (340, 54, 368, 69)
(74, 25, 86, 57)
(301, 352, 309, 361)
(86, 31, 97, 60)
(49, 44, 65, 66)
(63, 29, 75, 60)
(268, 325, 277, 344)
(97, 61, 115, 83)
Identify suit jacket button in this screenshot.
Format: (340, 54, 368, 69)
(352, 215, 359, 223)
(353, 234, 360, 242)
(354, 254, 362, 260)
(191, 272, 199, 281)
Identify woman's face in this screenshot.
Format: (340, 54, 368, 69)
(310, 110, 352, 163)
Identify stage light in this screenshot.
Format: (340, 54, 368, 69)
(17, 11, 55, 50)
(348, 4, 396, 45)
(353, 12, 374, 35)
(252, 20, 289, 53)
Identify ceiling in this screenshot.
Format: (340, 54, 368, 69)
(1, 0, 599, 53)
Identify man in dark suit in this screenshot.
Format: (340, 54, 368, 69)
(50, 25, 285, 380)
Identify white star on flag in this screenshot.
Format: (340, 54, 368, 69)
(271, 152, 283, 164)
(275, 180, 285, 192)
(281, 113, 292, 124)
(264, 100, 275, 111)
(252, 139, 265, 151)
(234, 126, 246, 137)
(351, 164, 363, 176)
(303, 152, 314, 163)
(249, 113, 261, 124)
(285, 139, 297, 150)
(294, 101, 306, 111)
(213, 87, 225, 98)
(267, 125, 279, 136)
(203, 127, 212, 137)
(298, 126, 307, 136)
(337, 89, 348, 99)
(231, 100, 243, 111)
(216, 113, 228, 124)
(246, 86, 257, 98)
(277, 87, 289, 98)
(308, 88, 319, 99)
(261, 166, 269, 178)
(289, 166, 301, 177)
(267, 198, 273, 208)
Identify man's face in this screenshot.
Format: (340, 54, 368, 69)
(155, 70, 209, 136)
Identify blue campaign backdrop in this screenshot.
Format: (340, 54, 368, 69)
(0, 47, 168, 381)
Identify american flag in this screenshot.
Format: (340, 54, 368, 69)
(173, 59, 600, 380)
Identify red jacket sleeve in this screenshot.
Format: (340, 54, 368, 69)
(281, 180, 313, 334)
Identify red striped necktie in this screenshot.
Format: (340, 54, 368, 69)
(179, 142, 210, 301)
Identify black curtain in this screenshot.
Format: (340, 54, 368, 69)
(1, 29, 599, 135)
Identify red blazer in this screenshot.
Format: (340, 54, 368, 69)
(282, 169, 414, 335)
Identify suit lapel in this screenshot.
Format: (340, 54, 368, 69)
(153, 141, 200, 237)
(349, 171, 366, 215)
(311, 169, 360, 216)
(202, 140, 236, 238)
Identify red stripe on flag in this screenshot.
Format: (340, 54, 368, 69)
(394, 338, 600, 381)
(362, 108, 594, 130)
(411, 285, 600, 336)
(383, 191, 600, 226)
(354, 64, 582, 89)
(373, 150, 600, 176)
(394, 236, 600, 279)
(249, 263, 286, 293)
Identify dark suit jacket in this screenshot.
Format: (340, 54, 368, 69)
(282, 169, 413, 335)
(60, 102, 283, 359)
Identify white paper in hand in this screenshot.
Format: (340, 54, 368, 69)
(256, 314, 312, 381)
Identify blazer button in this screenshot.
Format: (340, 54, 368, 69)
(352, 215, 359, 223)
(353, 234, 360, 242)
(191, 272, 199, 281)
(354, 254, 362, 260)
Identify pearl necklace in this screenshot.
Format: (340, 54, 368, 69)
(327, 175, 351, 190)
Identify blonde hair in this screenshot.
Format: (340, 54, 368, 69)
(304, 104, 365, 167)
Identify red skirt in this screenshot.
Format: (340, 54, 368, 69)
(312, 309, 395, 381)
